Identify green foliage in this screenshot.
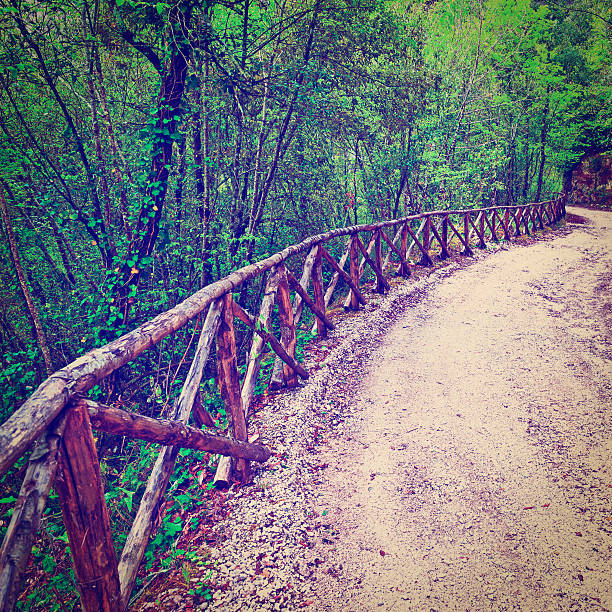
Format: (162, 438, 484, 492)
(0, 0, 609, 605)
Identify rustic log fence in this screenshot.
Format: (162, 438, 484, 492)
(0, 196, 565, 611)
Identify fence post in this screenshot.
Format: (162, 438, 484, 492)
(439, 215, 449, 259)
(491, 210, 498, 242)
(418, 216, 431, 265)
(275, 265, 299, 387)
(375, 230, 385, 293)
(54, 400, 121, 612)
(312, 245, 327, 338)
(463, 212, 473, 256)
(400, 222, 410, 276)
(477, 212, 486, 248)
(216, 293, 250, 481)
(349, 233, 361, 310)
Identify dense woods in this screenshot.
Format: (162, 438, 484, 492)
(0, 0, 609, 607)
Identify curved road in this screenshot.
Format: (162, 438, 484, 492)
(313, 207, 611, 610)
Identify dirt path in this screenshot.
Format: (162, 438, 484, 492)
(141, 208, 610, 612)
(311, 207, 611, 611)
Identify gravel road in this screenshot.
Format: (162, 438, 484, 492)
(310, 206, 611, 611)
(141, 207, 610, 612)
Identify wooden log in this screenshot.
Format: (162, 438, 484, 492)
(213, 456, 233, 488)
(84, 399, 270, 462)
(355, 234, 390, 293)
(462, 213, 474, 256)
(312, 245, 327, 338)
(418, 216, 432, 265)
(440, 215, 450, 258)
(118, 300, 221, 608)
(286, 270, 333, 334)
(447, 216, 470, 252)
(400, 222, 410, 275)
(54, 400, 121, 612)
(429, 217, 449, 259)
(176, 305, 222, 429)
(349, 234, 361, 310)
(269, 266, 299, 389)
(503, 209, 511, 240)
(343, 233, 376, 308)
(404, 221, 433, 265)
(292, 245, 318, 325)
(323, 238, 350, 307)
(469, 212, 486, 249)
(216, 293, 249, 481)
(232, 300, 309, 380)
(0, 415, 67, 612)
(321, 247, 367, 306)
(382, 225, 402, 271)
(379, 228, 411, 276)
(374, 231, 385, 293)
(241, 266, 282, 414)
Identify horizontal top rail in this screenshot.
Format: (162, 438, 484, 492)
(0, 197, 564, 475)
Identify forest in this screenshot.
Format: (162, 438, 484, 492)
(0, 0, 610, 607)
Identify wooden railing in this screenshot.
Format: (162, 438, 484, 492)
(0, 195, 566, 611)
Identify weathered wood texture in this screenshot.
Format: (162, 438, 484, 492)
(356, 234, 390, 293)
(241, 267, 282, 414)
(54, 400, 121, 612)
(232, 300, 309, 380)
(312, 245, 328, 338)
(118, 300, 221, 608)
(85, 400, 270, 461)
(287, 269, 334, 333)
(270, 266, 299, 389)
(216, 293, 249, 481)
(0, 416, 66, 612)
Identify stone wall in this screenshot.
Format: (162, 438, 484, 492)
(566, 152, 612, 209)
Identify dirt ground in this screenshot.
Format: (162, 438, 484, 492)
(309, 206, 611, 611)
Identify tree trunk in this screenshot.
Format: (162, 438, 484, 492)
(535, 93, 550, 202)
(0, 186, 52, 375)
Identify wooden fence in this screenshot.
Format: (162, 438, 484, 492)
(0, 196, 565, 611)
